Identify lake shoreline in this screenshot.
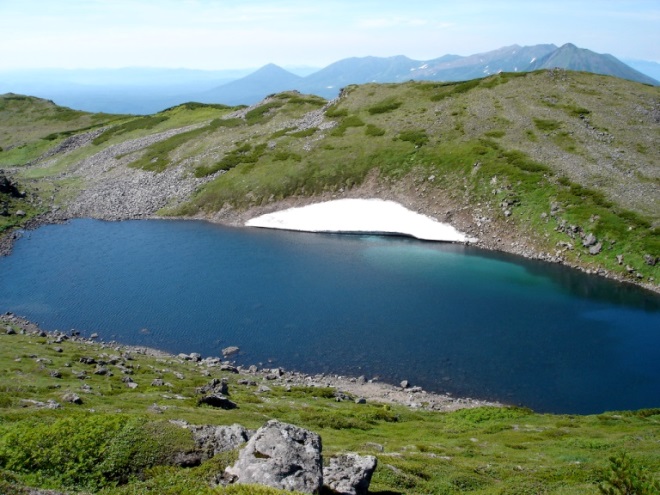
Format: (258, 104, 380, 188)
(0, 312, 502, 413)
(1, 207, 659, 296)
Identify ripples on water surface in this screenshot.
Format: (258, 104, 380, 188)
(1, 218, 659, 414)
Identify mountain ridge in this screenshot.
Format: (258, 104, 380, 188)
(204, 42, 657, 105)
(1, 43, 657, 113)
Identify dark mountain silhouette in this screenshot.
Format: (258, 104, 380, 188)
(197, 63, 303, 105)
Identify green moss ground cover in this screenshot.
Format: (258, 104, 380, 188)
(0, 331, 658, 494)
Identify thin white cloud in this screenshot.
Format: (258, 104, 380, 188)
(357, 17, 434, 29)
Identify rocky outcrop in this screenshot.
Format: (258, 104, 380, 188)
(0, 170, 24, 198)
(224, 420, 323, 494)
(323, 453, 378, 495)
(195, 377, 234, 409)
(222, 420, 378, 494)
(172, 422, 251, 462)
(196, 377, 229, 396)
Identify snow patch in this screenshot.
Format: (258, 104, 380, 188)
(245, 199, 472, 243)
(530, 57, 537, 63)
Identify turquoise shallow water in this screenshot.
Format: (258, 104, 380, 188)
(1, 218, 658, 413)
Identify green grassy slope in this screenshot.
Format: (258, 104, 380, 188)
(0, 94, 122, 164)
(0, 331, 658, 494)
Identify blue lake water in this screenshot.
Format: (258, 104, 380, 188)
(1, 218, 659, 414)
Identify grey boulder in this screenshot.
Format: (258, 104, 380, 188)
(189, 423, 251, 460)
(225, 420, 323, 494)
(323, 453, 377, 495)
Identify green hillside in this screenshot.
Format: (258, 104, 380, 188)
(0, 327, 659, 494)
(2, 69, 657, 284)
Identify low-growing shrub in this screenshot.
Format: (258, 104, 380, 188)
(245, 101, 285, 125)
(99, 418, 195, 484)
(330, 115, 365, 137)
(599, 452, 660, 495)
(397, 129, 429, 147)
(429, 78, 482, 101)
(0, 415, 195, 491)
(325, 106, 348, 118)
(0, 415, 126, 489)
(367, 98, 402, 115)
(534, 118, 562, 132)
(450, 406, 533, 424)
(287, 96, 326, 107)
(484, 129, 506, 138)
(502, 150, 552, 173)
(270, 127, 297, 138)
(272, 150, 302, 162)
(163, 102, 231, 112)
(93, 115, 169, 145)
(127, 126, 209, 172)
(289, 127, 317, 138)
(365, 124, 386, 136)
(211, 117, 243, 128)
(195, 142, 267, 177)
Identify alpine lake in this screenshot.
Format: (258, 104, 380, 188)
(1, 218, 658, 414)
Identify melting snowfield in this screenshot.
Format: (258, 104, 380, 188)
(245, 198, 470, 242)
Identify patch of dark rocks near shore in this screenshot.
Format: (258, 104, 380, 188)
(2, 312, 382, 494)
(2, 312, 498, 413)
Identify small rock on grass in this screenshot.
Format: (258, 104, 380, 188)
(198, 394, 237, 409)
(62, 393, 83, 405)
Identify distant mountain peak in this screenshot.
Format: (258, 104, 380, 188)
(529, 43, 658, 85)
(250, 63, 300, 78)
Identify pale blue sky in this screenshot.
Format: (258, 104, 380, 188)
(1, 0, 658, 70)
